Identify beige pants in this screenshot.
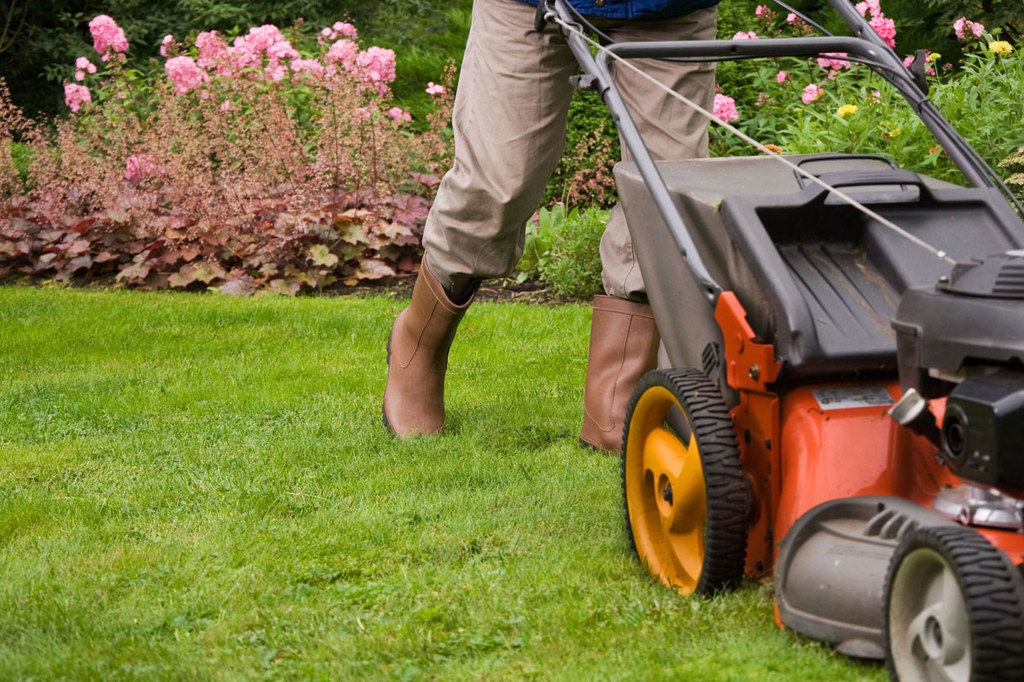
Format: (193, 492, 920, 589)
(423, 0, 717, 300)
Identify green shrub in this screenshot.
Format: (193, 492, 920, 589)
(519, 205, 607, 300)
(711, 3, 1024, 205)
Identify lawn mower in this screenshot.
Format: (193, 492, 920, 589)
(537, 1, 1024, 679)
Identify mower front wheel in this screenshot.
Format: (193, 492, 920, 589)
(884, 525, 1024, 682)
(621, 368, 749, 595)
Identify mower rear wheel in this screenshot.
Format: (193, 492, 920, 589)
(884, 525, 1024, 682)
(621, 368, 749, 595)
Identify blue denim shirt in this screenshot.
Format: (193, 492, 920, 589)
(514, 0, 720, 20)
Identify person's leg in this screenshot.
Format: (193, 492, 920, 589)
(579, 7, 718, 452)
(600, 6, 718, 300)
(422, 0, 579, 297)
(385, 0, 578, 437)
(579, 294, 661, 452)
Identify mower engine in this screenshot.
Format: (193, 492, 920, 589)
(892, 251, 1024, 526)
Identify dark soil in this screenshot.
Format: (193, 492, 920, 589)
(5, 275, 579, 304)
(324, 275, 575, 305)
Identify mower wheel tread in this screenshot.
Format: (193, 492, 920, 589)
(621, 368, 750, 595)
(884, 525, 1024, 682)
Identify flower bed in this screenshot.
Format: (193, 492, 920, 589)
(1, 16, 453, 294)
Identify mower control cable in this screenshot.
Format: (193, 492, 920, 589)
(543, 12, 956, 266)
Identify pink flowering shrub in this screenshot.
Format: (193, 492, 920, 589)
(0, 15, 457, 293)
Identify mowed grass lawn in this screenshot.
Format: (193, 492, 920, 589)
(0, 287, 886, 680)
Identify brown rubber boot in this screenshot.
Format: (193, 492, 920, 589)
(383, 261, 473, 438)
(579, 295, 660, 454)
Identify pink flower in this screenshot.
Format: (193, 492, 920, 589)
(160, 34, 176, 57)
(787, 13, 800, 25)
(801, 83, 825, 104)
(776, 70, 789, 83)
(387, 106, 411, 122)
(755, 5, 769, 17)
(713, 93, 738, 123)
(165, 56, 208, 94)
(291, 59, 325, 78)
(732, 31, 759, 40)
(870, 14, 897, 48)
(318, 21, 359, 44)
(266, 40, 300, 63)
(332, 21, 358, 39)
(75, 57, 97, 73)
(356, 46, 397, 90)
(74, 56, 96, 82)
(425, 81, 446, 96)
(88, 15, 129, 60)
(124, 154, 159, 183)
(226, 24, 294, 74)
(855, 0, 882, 18)
(265, 63, 288, 81)
(220, 100, 233, 112)
(239, 25, 286, 56)
(64, 83, 92, 112)
(817, 52, 850, 73)
(953, 17, 985, 40)
(325, 39, 358, 71)
(195, 31, 229, 74)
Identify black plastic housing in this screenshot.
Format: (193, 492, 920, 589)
(615, 155, 1024, 391)
(894, 286, 1024, 397)
(943, 371, 1024, 493)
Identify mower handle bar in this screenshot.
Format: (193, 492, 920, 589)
(794, 169, 925, 192)
(538, 0, 1009, 305)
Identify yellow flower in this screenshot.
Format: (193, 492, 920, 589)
(884, 127, 903, 139)
(837, 104, 859, 118)
(989, 41, 1013, 56)
(927, 52, 941, 62)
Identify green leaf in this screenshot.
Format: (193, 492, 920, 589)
(308, 244, 339, 268)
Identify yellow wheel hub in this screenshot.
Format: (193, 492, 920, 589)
(625, 385, 708, 594)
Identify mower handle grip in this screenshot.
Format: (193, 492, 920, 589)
(797, 169, 927, 193)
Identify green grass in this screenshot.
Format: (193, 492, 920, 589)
(0, 287, 886, 680)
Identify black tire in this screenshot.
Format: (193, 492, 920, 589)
(884, 525, 1024, 682)
(620, 368, 749, 595)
